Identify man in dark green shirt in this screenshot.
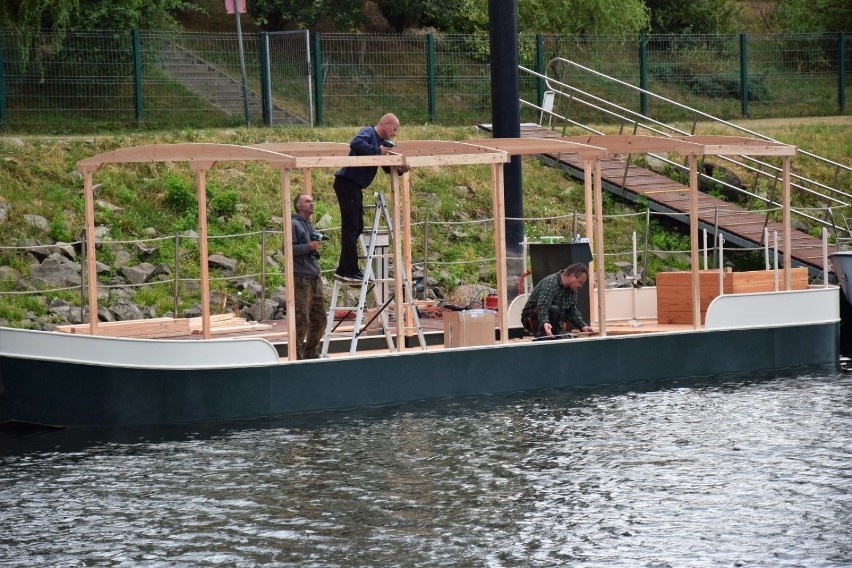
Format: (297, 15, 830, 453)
(521, 262, 597, 338)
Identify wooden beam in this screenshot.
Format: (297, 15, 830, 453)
(281, 167, 297, 361)
(83, 170, 99, 335)
(689, 154, 700, 330)
(196, 167, 211, 340)
(492, 163, 508, 343)
(594, 159, 606, 336)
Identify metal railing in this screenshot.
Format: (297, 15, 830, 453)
(518, 57, 852, 240)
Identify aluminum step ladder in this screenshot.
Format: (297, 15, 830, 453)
(321, 192, 427, 357)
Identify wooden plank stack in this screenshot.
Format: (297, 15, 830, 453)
(55, 313, 272, 339)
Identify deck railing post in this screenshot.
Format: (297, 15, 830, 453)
(773, 230, 779, 291)
(173, 233, 180, 317)
(718, 233, 725, 296)
(764, 227, 770, 270)
(80, 231, 86, 323)
(261, 228, 267, 308)
(422, 217, 429, 300)
(642, 209, 650, 284)
(822, 228, 829, 287)
(703, 228, 708, 270)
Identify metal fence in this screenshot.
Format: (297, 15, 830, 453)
(0, 30, 847, 132)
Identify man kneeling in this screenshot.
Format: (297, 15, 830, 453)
(520, 262, 597, 338)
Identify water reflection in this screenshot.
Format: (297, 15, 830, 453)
(1, 369, 850, 566)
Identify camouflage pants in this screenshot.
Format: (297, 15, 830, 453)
(294, 275, 327, 360)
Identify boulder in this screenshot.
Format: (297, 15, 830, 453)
(208, 253, 238, 271)
(110, 301, 144, 321)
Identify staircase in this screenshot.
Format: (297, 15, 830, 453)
(157, 42, 307, 126)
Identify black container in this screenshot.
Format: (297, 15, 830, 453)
(528, 241, 593, 326)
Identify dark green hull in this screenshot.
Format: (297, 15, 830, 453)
(0, 322, 839, 427)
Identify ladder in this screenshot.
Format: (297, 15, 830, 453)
(321, 192, 427, 357)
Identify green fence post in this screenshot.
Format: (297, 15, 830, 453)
(536, 34, 545, 107)
(639, 33, 648, 116)
(740, 33, 749, 118)
(839, 32, 846, 114)
(427, 33, 436, 123)
(259, 32, 271, 126)
(132, 29, 143, 126)
(313, 33, 323, 126)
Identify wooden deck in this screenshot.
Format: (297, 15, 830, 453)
(484, 124, 835, 277)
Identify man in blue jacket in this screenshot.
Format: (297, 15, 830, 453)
(291, 193, 327, 359)
(333, 113, 407, 281)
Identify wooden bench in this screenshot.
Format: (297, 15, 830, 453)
(656, 268, 809, 324)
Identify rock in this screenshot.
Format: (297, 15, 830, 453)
(314, 213, 334, 230)
(30, 256, 82, 288)
(96, 199, 122, 212)
(445, 283, 496, 307)
(183, 304, 202, 318)
(142, 227, 158, 238)
(113, 250, 132, 268)
(24, 214, 50, 231)
(53, 243, 76, 260)
(0, 202, 8, 224)
(645, 152, 669, 173)
(97, 305, 115, 322)
(0, 266, 21, 281)
(133, 241, 159, 260)
(24, 245, 53, 262)
(208, 253, 238, 271)
(453, 185, 473, 198)
(93, 225, 111, 240)
(120, 262, 169, 285)
(236, 278, 263, 298)
(243, 299, 278, 322)
(110, 301, 144, 321)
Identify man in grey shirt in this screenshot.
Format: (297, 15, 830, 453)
(290, 194, 327, 359)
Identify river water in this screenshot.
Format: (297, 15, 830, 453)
(1, 368, 850, 566)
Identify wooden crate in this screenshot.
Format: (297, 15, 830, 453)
(656, 268, 808, 324)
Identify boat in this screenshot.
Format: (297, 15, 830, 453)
(0, 136, 841, 427)
(829, 250, 852, 358)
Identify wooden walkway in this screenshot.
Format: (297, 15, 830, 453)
(490, 124, 835, 277)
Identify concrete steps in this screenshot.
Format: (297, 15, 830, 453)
(157, 42, 307, 126)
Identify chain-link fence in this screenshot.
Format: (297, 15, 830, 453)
(0, 30, 848, 133)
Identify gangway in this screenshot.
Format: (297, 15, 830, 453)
(510, 58, 851, 280)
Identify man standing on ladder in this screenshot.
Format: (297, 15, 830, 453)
(290, 194, 327, 360)
(333, 113, 408, 282)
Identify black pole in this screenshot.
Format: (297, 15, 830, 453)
(488, 0, 523, 301)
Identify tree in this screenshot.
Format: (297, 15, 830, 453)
(769, 0, 852, 32)
(517, 0, 650, 36)
(644, 0, 741, 34)
(0, 0, 189, 30)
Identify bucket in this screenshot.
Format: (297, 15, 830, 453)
(484, 293, 498, 310)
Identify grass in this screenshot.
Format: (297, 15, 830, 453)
(0, 119, 849, 327)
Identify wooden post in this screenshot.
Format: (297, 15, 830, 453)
(402, 171, 414, 337)
(594, 159, 606, 337)
(302, 167, 312, 196)
(689, 154, 700, 329)
(782, 156, 792, 290)
(281, 167, 297, 361)
(583, 160, 596, 328)
(492, 162, 508, 344)
(195, 167, 211, 340)
(391, 168, 405, 351)
(83, 170, 99, 335)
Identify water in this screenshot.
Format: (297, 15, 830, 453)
(1, 369, 850, 566)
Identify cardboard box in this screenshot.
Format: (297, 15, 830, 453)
(443, 309, 496, 348)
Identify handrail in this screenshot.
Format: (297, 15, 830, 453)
(517, 59, 852, 239)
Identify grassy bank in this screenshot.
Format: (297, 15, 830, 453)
(0, 120, 849, 327)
